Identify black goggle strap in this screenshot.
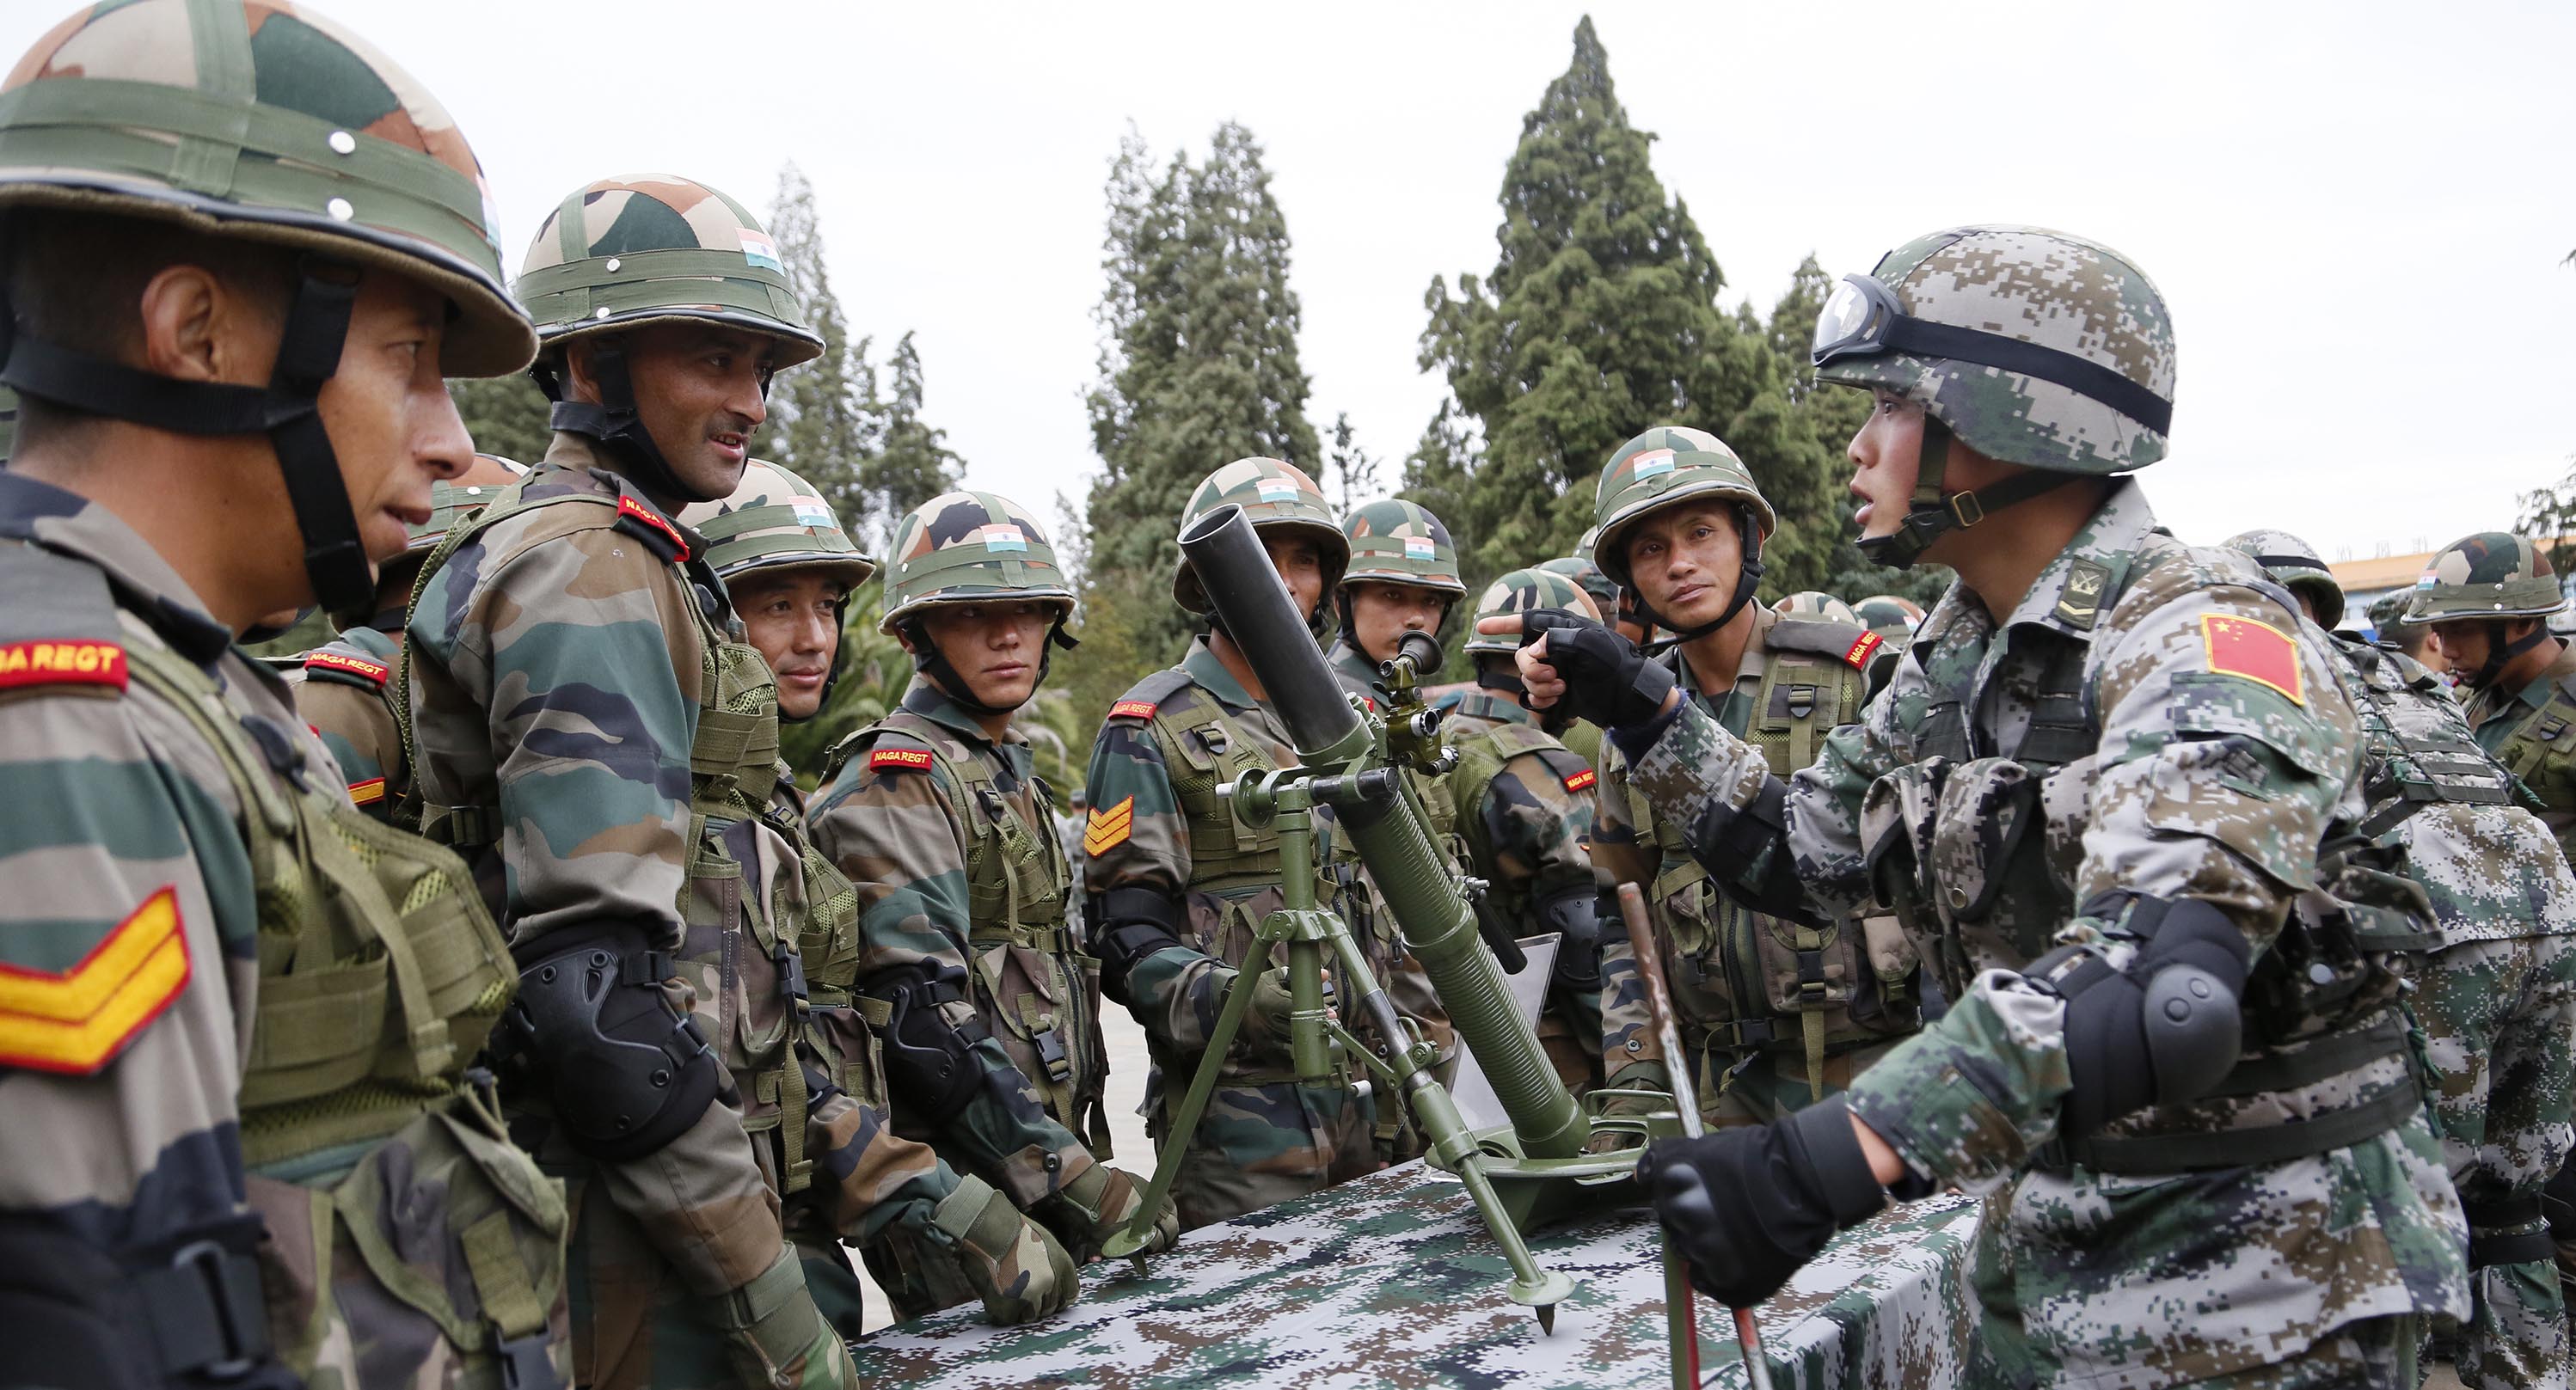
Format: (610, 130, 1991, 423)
(1821, 276, 2173, 436)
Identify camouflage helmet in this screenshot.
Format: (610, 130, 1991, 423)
(404, 453, 524, 559)
(1812, 225, 2174, 477)
(1773, 591, 1861, 624)
(2405, 533, 2569, 625)
(1592, 426, 1776, 589)
(1853, 594, 1924, 642)
(677, 458, 876, 590)
(1172, 457, 1347, 615)
(1340, 498, 1465, 596)
(881, 490, 1074, 634)
(517, 175, 821, 369)
(1573, 524, 1602, 565)
(2219, 530, 2346, 629)
(1466, 567, 1600, 656)
(1536, 554, 1621, 620)
(0, 0, 533, 377)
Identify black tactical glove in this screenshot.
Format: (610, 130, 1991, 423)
(1636, 1096, 1888, 1307)
(1517, 608, 1676, 730)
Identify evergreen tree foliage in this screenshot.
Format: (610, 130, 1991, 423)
(1326, 411, 1382, 515)
(449, 374, 550, 465)
(862, 332, 964, 536)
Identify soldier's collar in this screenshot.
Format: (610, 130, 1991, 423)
(903, 678, 1027, 747)
(2000, 477, 2155, 639)
(0, 470, 231, 665)
(539, 433, 715, 558)
(1455, 689, 1532, 726)
(1183, 635, 1259, 711)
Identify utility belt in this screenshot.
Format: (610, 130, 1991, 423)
(2034, 1013, 2418, 1175)
(2464, 1194, 2556, 1270)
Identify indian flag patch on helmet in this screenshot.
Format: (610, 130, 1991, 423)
(979, 524, 1028, 553)
(1404, 536, 1436, 560)
(1257, 480, 1301, 503)
(792, 501, 837, 530)
(1629, 449, 1677, 480)
(739, 230, 783, 272)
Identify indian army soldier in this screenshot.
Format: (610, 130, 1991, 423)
(1327, 497, 1467, 687)
(2409, 533, 2576, 854)
(282, 451, 519, 817)
(0, 4, 572, 1387)
(2373, 591, 2444, 671)
(404, 175, 862, 1387)
(674, 462, 1076, 1334)
(807, 489, 1152, 1318)
(1448, 567, 1607, 1094)
(1853, 593, 1925, 646)
(2230, 529, 2576, 1390)
(1083, 457, 1392, 1228)
(1585, 427, 1917, 1130)
(1499, 224, 2471, 1386)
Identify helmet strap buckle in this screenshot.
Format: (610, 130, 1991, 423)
(1947, 490, 1987, 528)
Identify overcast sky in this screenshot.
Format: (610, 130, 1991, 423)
(9, 1, 2567, 565)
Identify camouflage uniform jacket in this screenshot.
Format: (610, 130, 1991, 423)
(1613, 479, 2469, 1385)
(1593, 605, 1912, 1102)
(809, 680, 1112, 1211)
(1326, 635, 1377, 689)
(1440, 691, 1597, 929)
(281, 622, 402, 817)
(405, 432, 791, 1297)
(2466, 640, 2576, 859)
(0, 471, 567, 1385)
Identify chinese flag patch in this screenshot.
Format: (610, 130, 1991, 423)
(1083, 795, 1136, 857)
(1562, 768, 1598, 793)
(0, 886, 190, 1075)
(1109, 700, 1158, 720)
(2200, 614, 2303, 705)
(1843, 632, 1884, 670)
(869, 746, 934, 773)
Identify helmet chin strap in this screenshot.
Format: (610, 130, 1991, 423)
(535, 336, 731, 505)
(902, 611, 1080, 719)
(1641, 509, 1765, 657)
(2469, 620, 2553, 690)
(1854, 414, 2076, 571)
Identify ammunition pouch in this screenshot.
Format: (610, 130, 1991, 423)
(502, 933, 725, 1162)
(1093, 886, 1189, 1005)
(2466, 1195, 2556, 1269)
(860, 964, 996, 1124)
(2035, 893, 2249, 1141)
(0, 1212, 287, 1390)
(1539, 887, 1601, 991)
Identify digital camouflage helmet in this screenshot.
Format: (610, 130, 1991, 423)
(678, 458, 876, 590)
(1812, 225, 2175, 568)
(516, 174, 820, 504)
(2404, 532, 2569, 689)
(1592, 426, 1774, 643)
(0, 0, 536, 622)
(1173, 457, 1347, 622)
(883, 489, 1076, 715)
(2220, 530, 2346, 630)
(1773, 591, 1861, 625)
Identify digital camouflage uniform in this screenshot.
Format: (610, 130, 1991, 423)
(1585, 430, 1916, 1129)
(1625, 226, 2469, 1386)
(402, 175, 868, 1387)
(1449, 567, 1605, 1094)
(0, 7, 572, 1388)
(1084, 458, 1408, 1229)
(807, 490, 1136, 1318)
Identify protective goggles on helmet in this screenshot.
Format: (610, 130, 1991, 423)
(1812, 274, 2173, 435)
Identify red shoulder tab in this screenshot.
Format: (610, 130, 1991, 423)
(869, 746, 934, 772)
(0, 639, 128, 693)
(304, 649, 389, 686)
(346, 777, 388, 807)
(1843, 631, 1884, 670)
(1562, 768, 1598, 793)
(615, 495, 692, 563)
(0, 886, 190, 1075)
(1108, 699, 1158, 720)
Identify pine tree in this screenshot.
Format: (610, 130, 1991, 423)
(759, 162, 877, 534)
(1326, 412, 1382, 514)
(449, 374, 550, 465)
(861, 332, 963, 542)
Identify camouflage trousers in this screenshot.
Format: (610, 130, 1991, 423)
(1970, 1313, 2424, 1389)
(2396, 934, 2576, 1390)
(1153, 1076, 1379, 1231)
(1537, 1005, 1604, 1098)
(1698, 1038, 1904, 1130)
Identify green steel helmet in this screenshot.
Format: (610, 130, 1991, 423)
(1852, 594, 1924, 643)
(2366, 591, 2408, 634)
(2219, 529, 2346, 629)
(1340, 498, 1465, 595)
(404, 452, 524, 559)
(516, 174, 822, 369)
(1172, 457, 1348, 615)
(880, 489, 1073, 634)
(677, 458, 876, 590)
(1774, 591, 1861, 624)
(0, 0, 532, 377)
(1591, 426, 1776, 590)
(1573, 524, 1602, 565)
(2405, 532, 2570, 625)
(1466, 567, 1600, 655)
(1536, 554, 1620, 619)
(1812, 225, 2174, 477)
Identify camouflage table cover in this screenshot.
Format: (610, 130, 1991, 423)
(847, 1160, 1978, 1388)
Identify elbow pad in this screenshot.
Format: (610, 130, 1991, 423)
(1541, 887, 1604, 990)
(1685, 774, 1809, 919)
(505, 934, 727, 1162)
(859, 964, 995, 1124)
(1092, 886, 1189, 1006)
(2035, 894, 2251, 1139)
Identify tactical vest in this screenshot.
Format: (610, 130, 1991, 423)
(1877, 544, 2428, 1173)
(1, 538, 563, 1381)
(1446, 716, 1570, 928)
(1642, 623, 1905, 1103)
(2487, 665, 2576, 834)
(396, 479, 819, 1196)
(824, 711, 1108, 1148)
(2336, 638, 2518, 842)
(291, 626, 402, 817)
